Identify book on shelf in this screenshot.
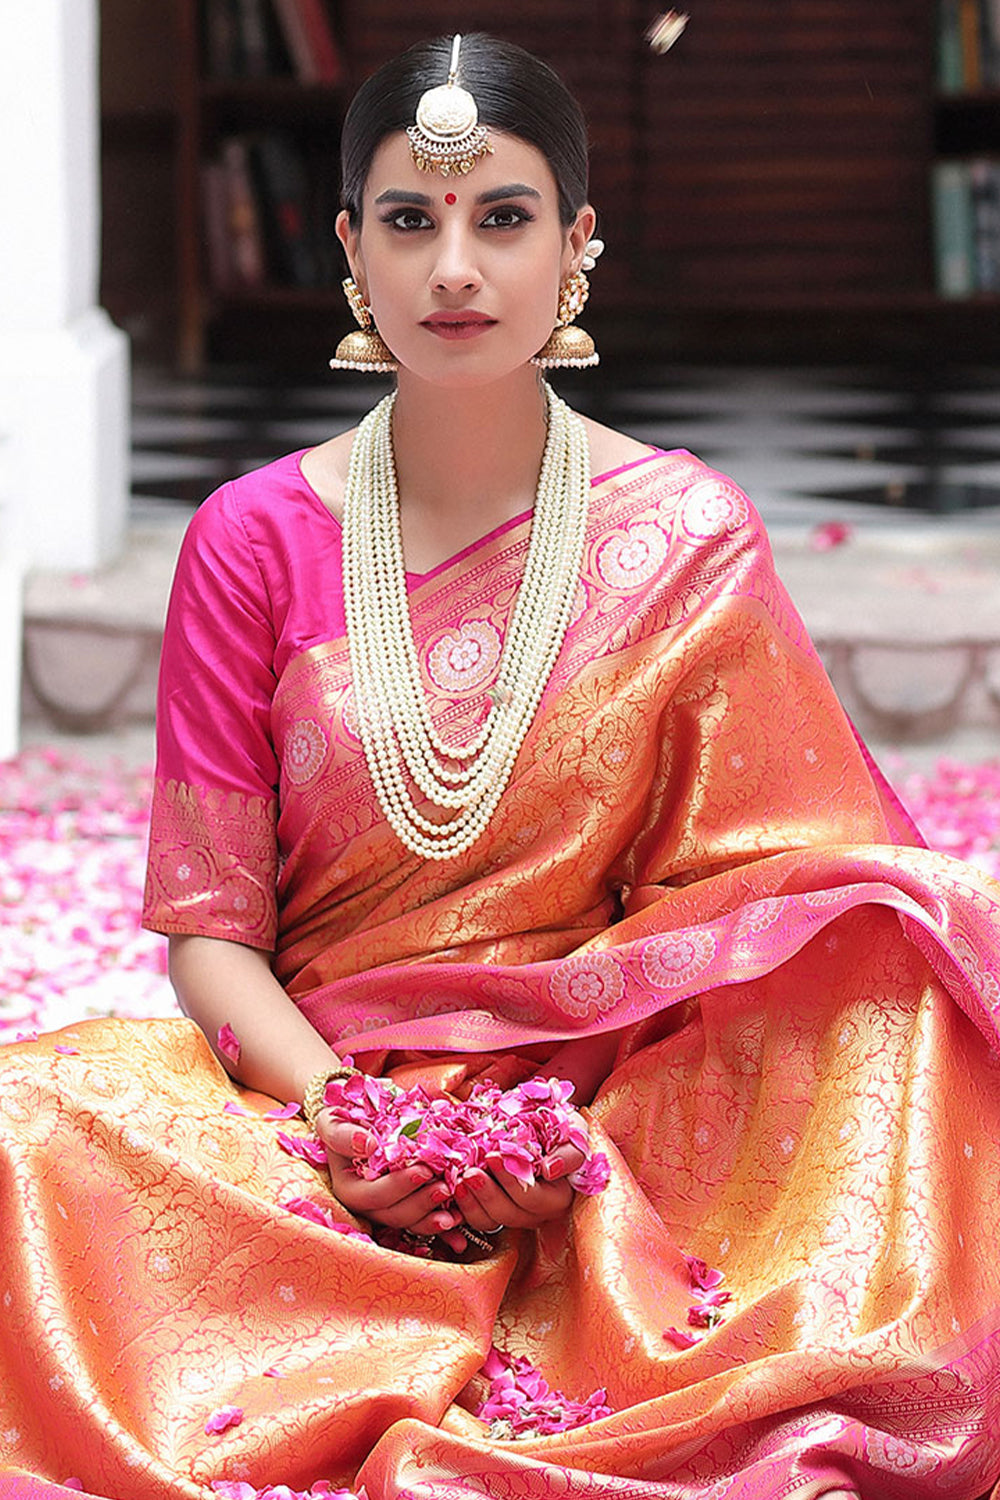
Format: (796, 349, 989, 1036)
(203, 0, 243, 79)
(202, 0, 343, 82)
(206, 137, 267, 290)
(932, 158, 1000, 295)
(938, 0, 1000, 89)
(271, 0, 344, 85)
(203, 133, 335, 292)
(250, 133, 322, 286)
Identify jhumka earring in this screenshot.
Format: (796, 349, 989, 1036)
(532, 238, 604, 369)
(329, 277, 398, 375)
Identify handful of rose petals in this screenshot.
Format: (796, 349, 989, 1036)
(320, 1073, 611, 1199)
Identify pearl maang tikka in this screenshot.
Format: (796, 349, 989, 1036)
(407, 35, 494, 176)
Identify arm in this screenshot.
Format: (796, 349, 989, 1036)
(169, 933, 343, 1104)
(169, 933, 462, 1238)
(540, 1030, 619, 1107)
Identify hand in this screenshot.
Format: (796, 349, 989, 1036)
(316, 1112, 465, 1243)
(452, 1135, 587, 1237)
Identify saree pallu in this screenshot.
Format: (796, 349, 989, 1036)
(2, 450, 999, 1499)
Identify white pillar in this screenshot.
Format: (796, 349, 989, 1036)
(0, 0, 130, 571)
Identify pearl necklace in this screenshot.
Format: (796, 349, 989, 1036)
(342, 383, 590, 860)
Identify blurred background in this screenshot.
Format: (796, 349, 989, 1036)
(1, 1, 998, 1030)
(102, 0, 997, 369)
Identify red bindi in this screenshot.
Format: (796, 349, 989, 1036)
(444, 192, 457, 205)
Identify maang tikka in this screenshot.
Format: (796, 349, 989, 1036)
(407, 34, 494, 176)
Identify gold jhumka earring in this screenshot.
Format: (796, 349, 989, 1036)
(329, 278, 398, 374)
(532, 238, 604, 369)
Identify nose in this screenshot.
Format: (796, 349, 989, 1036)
(430, 223, 482, 296)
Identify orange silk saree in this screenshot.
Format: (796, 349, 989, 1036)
(2, 449, 999, 1499)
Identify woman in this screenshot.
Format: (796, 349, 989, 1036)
(2, 31, 1000, 1500)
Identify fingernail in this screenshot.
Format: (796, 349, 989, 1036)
(352, 1131, 369, 1152)
(435, 1212, 458, 1231)
(542, 1157, 567, 1180)
(430, 1185, 451, 1204)
(411, 1167, 434, 1186)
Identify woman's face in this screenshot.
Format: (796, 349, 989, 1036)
(336, 130, 595, 388)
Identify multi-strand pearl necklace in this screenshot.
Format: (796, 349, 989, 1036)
(342, 383, 590, 860)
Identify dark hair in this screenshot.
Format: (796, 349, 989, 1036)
(340, 33, 589, 228)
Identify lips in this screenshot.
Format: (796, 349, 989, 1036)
(423, 311, 495, 325)
(421, 311, 497, 341)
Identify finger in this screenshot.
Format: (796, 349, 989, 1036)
(484, 1156, 574, 1210)
(327, 1160, 440, 1214)
(455, 1169, 540, 1230)
(328, 1165, 463, 1235)
(476, 1163, 574, 1222)
(540, 1143, 587, 1181)
(317, 1116, 375, 1158)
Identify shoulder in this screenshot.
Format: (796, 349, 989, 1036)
(579, 414, 655, 478)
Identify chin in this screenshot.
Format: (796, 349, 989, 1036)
(396, 346, 549, 392)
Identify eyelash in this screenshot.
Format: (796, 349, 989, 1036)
(379, 206, 534, 232)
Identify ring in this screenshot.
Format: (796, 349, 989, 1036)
(460, 1225, 501, 1251)
(481, 1223, 504, 1235)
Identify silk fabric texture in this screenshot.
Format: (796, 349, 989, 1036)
(2, 450, 999, 1500)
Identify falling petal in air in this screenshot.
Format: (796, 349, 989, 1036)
(646, 11, 689, 52)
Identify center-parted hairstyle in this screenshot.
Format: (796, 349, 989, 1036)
(340, 33, 590, 229)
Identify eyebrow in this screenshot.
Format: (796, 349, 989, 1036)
(373, 183, 543, 207)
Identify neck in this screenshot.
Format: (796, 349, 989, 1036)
(391, 367, 550, 523)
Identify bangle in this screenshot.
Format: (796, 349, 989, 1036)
(302, 1065, 360, 1131)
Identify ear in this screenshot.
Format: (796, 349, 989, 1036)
(562, 203, 598, 278)
(336, 209, 367, 296)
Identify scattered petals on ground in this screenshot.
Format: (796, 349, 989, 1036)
(0, 748, 173, 1037)
(1, 746, 997, 1040)
(882, 754, 1000, 881)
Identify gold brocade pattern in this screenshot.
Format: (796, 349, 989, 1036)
(143, 780, 277, 948)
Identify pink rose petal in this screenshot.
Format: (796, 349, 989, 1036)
(217, 1024, 241, 1065)
(808, 520, 852, 551)
(54, 1045, 79, 1056)
(664, 1327, 701, 1349)
(684, 1255, 725, 1291)
(276, 1132, 328, 1168)
(223, 1101, 252, 1117)
(264, 1102, 301, 1120)
(204, 1404, 244, 1435)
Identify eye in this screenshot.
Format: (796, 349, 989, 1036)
(381, 208, 433, 231)
(481, 205, 533, 229)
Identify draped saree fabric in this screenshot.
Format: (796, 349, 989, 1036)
(1, 449, 999, 1498)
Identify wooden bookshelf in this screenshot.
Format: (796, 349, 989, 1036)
(175, 0, 350, 371)
(167, 0, 1000, 370)
(930, 2, 1000, 300)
